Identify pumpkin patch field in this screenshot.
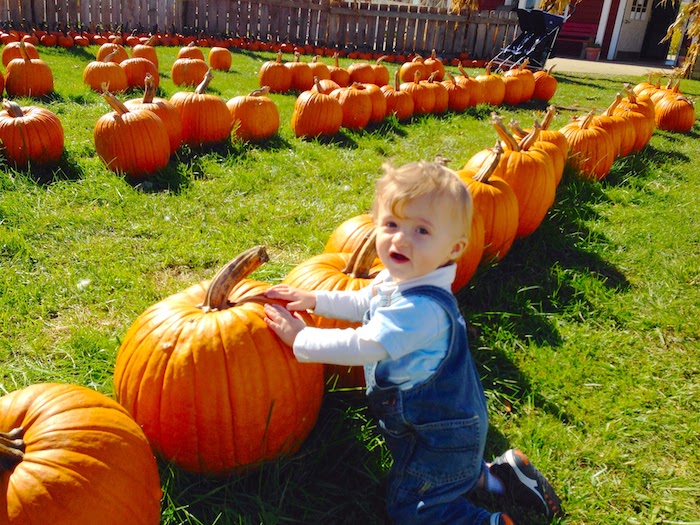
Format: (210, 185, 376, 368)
(1, 41, 700, 525)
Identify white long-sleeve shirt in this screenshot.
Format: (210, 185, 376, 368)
(293, 265, 457, 388)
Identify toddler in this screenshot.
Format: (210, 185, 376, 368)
(264, 160, 562, 524)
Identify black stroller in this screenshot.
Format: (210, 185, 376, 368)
(488, 7, 571, 72)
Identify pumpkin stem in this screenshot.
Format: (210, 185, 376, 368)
(103, 49, 120, 63)
(142, 73, 156, 103)
(250, 86, 271, 97)
(472, 141, 504, 184)
(342, 230, 378, 278)
(517, 119, 542, 151)
(579, 110, 596, 130)
(18, 40, 31, 61)
(444, 71, 457, 86)
(276, 50, 284, 64)
(541, 105, 557, 130)
(413, 69, 421, 83)
(200, 246, 270, 312)
(394, 68, 401, 90)
(195, 68, 214, 94)
(101, 87, 130, 116)
(491, 113, 519, 152)
(376, 55, 388, 65)
(2, 99, 24, 118)
(507, 118, 528, 140)
(604, 93, 622, 117)
(0, 427, 25, 470)
(458, 63, 469, 79)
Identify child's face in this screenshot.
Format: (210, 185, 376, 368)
(375, 193, 468, 282)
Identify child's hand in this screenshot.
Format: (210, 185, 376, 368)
(264, 303, 308, 347)
(265, 285, 317, 311)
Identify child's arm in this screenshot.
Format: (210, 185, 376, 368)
(264, 303, 389, 365)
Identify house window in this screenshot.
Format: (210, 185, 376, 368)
(630, 0, 649, 20)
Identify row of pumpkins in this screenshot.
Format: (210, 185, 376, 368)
(0, 53, 697, 525)
(0, 39, 694, 175)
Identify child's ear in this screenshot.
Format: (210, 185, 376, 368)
(450, 236, 469, 260)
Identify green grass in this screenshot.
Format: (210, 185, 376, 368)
(1, 44, 700, 524)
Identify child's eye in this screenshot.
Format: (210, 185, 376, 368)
(384, 220, 397, 228)
(416, 227, 430, 235)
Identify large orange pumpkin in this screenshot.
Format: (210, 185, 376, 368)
(381, 69, 414, 121)
(0, 382, 162, 525)
(83, 49, 129, 92)
(4, 40, 54, 98)
(114, 246, 325, 474)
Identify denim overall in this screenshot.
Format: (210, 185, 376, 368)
(365, 285, 491, 525)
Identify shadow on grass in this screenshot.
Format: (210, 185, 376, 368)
(457, 164, 631, 428)
(159, 392, 388, 525)
(0, 151, 86, 185)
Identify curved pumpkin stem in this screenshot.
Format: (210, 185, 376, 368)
(492, 113, 519, 152)
(375, 55, 388, 65)
(393, 68, 401, 90)
(517, 119, 542, 150)
(195, 68, 214, 94)
(507, 118, 527, 140)
(541, 105, 557, 130)
(101, 87, 130, 116)
(2, 99, 24, 118)
(472, 141, 504, 184)
(201, 246, 270, 312)
(604, 93, 623, 117)
(18, 40, 31, 61)
(0, 427, 25, 470)
(249, 86, 271, 97)
(342, 229, 378, 278)
(102, 49, 120, 63)
(458, 63, 470, 79)
(444, 71, 457, 87)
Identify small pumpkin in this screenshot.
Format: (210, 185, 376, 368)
(83, 49, 129, 93)
(4, 40, 54, 98)
(171, 56, 209, 87)
(227, 86, 281, 142)
(170, 69, 233, 147)
(209, 46, 232, 71)
(532, 64, 558, 101)
(381, 69, 414, 121)
(654, 93, 695, 133)
(284, 232, 384, 389)
(400, 70, 435, 115)
(560, 110, 615, 181)
(328, 52, 351, 87)
(131, 35, 159, 67)
(120, 56, 159, 89)
(458, 142, 519, 263)
(0, 99, 64, 168)
(424, 49, 445, 81)
(475, 66, 505, 106)
(456, 64, 484, 106)
(1, 40, 39, 67)
(290, 77, 343, 138)
(285, 52, 314, 91)
(258, 51, 293, 93)
(96, 41, 128, 63)
(177, 41, 205, 60)
(94, 87, 171, 177)
(124, 73, 183, 155)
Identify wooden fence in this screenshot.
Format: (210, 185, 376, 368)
(0, 0, 520, 58)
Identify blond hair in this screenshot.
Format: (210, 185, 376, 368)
(371, 160, 473, 242)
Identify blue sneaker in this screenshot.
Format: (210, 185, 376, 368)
(489, 449, 563, 519)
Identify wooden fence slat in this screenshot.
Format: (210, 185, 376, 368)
(34, 0, 46, 27)
(404, 5, 417, 52)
